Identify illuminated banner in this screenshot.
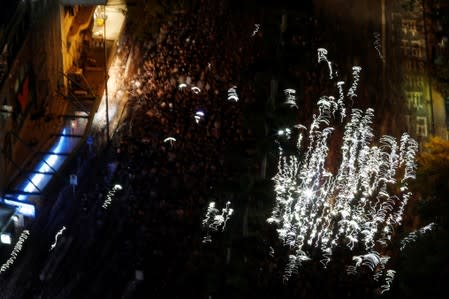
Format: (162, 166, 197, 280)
(60, 0, 106, 5)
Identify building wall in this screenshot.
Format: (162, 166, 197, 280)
(388, 0, 448, 142)
(0, 0, 33, 192)
(1, 0, 95, 194)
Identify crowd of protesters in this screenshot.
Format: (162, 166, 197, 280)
(73, 1, 378, 298)
(7, 1, 388, 298)
(95, 1, 262, 297)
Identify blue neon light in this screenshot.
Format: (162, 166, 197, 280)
(3, 199, 36, 217)
(17, 128, 69, 201)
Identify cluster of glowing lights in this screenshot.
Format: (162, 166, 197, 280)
(283, 89, 298, 108)
(277, 128, 292, 139)
(202, 201, 233, 243)
(50, 226, 66, 251)
(252, 24, 260, 37)
(0, 230, 30, 273)
(194, 110, 205, 124)
(227, 86, 239, 102)
(102, 184, 123, 209)
(400, 222, 435, 251)
(373, 32, 384, 62)
(269, 50, 418, 289)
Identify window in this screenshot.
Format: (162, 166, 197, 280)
(406, 91, 424, 110)
(401, 19, 417, 36)
(416, 116, 428, 137)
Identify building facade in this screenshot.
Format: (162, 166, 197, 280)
(388, 0, 448, 142)
(0, 0, 98, 203)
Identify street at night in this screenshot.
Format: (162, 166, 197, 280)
(1, 0, 449, 298)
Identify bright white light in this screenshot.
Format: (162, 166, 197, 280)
(347, 66, 362, 98)
(269, 53, 418, 283)
(227, 86, 239, 102)
(0, 233, 12, 245)
(304, 189, 313, 199)
(0, 230, 30, 273)
(178, 83, 187, 89)
(191, 86, 201, 94)
(102, 183, 123, 209)
(194, 110, 205, 124)
(202, 201, 233, 243)
(93, 52, 128, 130)
(252, 24, 260, 36)
(163, 137, 176, 143)
(317, 48, 333, 79)
(49, 226, 66, 251)
(3, 199, 36, 217)
(380, 270, 396, 294)
(284, 88, 297, 108)
(400, 222, 435, 251)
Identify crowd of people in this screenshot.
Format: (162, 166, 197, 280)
(78, 1, 380, 297)
(98, 0, 263, 297)
(7, 1, 394, 298)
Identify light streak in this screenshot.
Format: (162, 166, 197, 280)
(336, 81, 346, 120)
(400, 222, 435, 251)
(347, 66, 362, 98)
(317, 48, 333, 79)
(227, 86, 239, 102)
(346, 265, 358, 276)
(380, 269, 395, 294)
(178, 83, 188, 90)
(373, 32, 384, 62)
(102, 184, 123, 209)
(373, 256, 390, 281)
(202, 201, 233, 243)
(194, 110, 205, 124)
(269, 57, 418, 281)
(284, 89, 298, 108)
(191, 86, 201, 94)
(163, 137, 176, 146)
(50, 226, 66, 251)
(252, 24, 260, 36)
(0, 230, 30, 273)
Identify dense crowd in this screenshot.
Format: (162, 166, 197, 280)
(80, 2, 379, 298)
(101, 1, 261, 297)
(6, 1, 391, 298)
